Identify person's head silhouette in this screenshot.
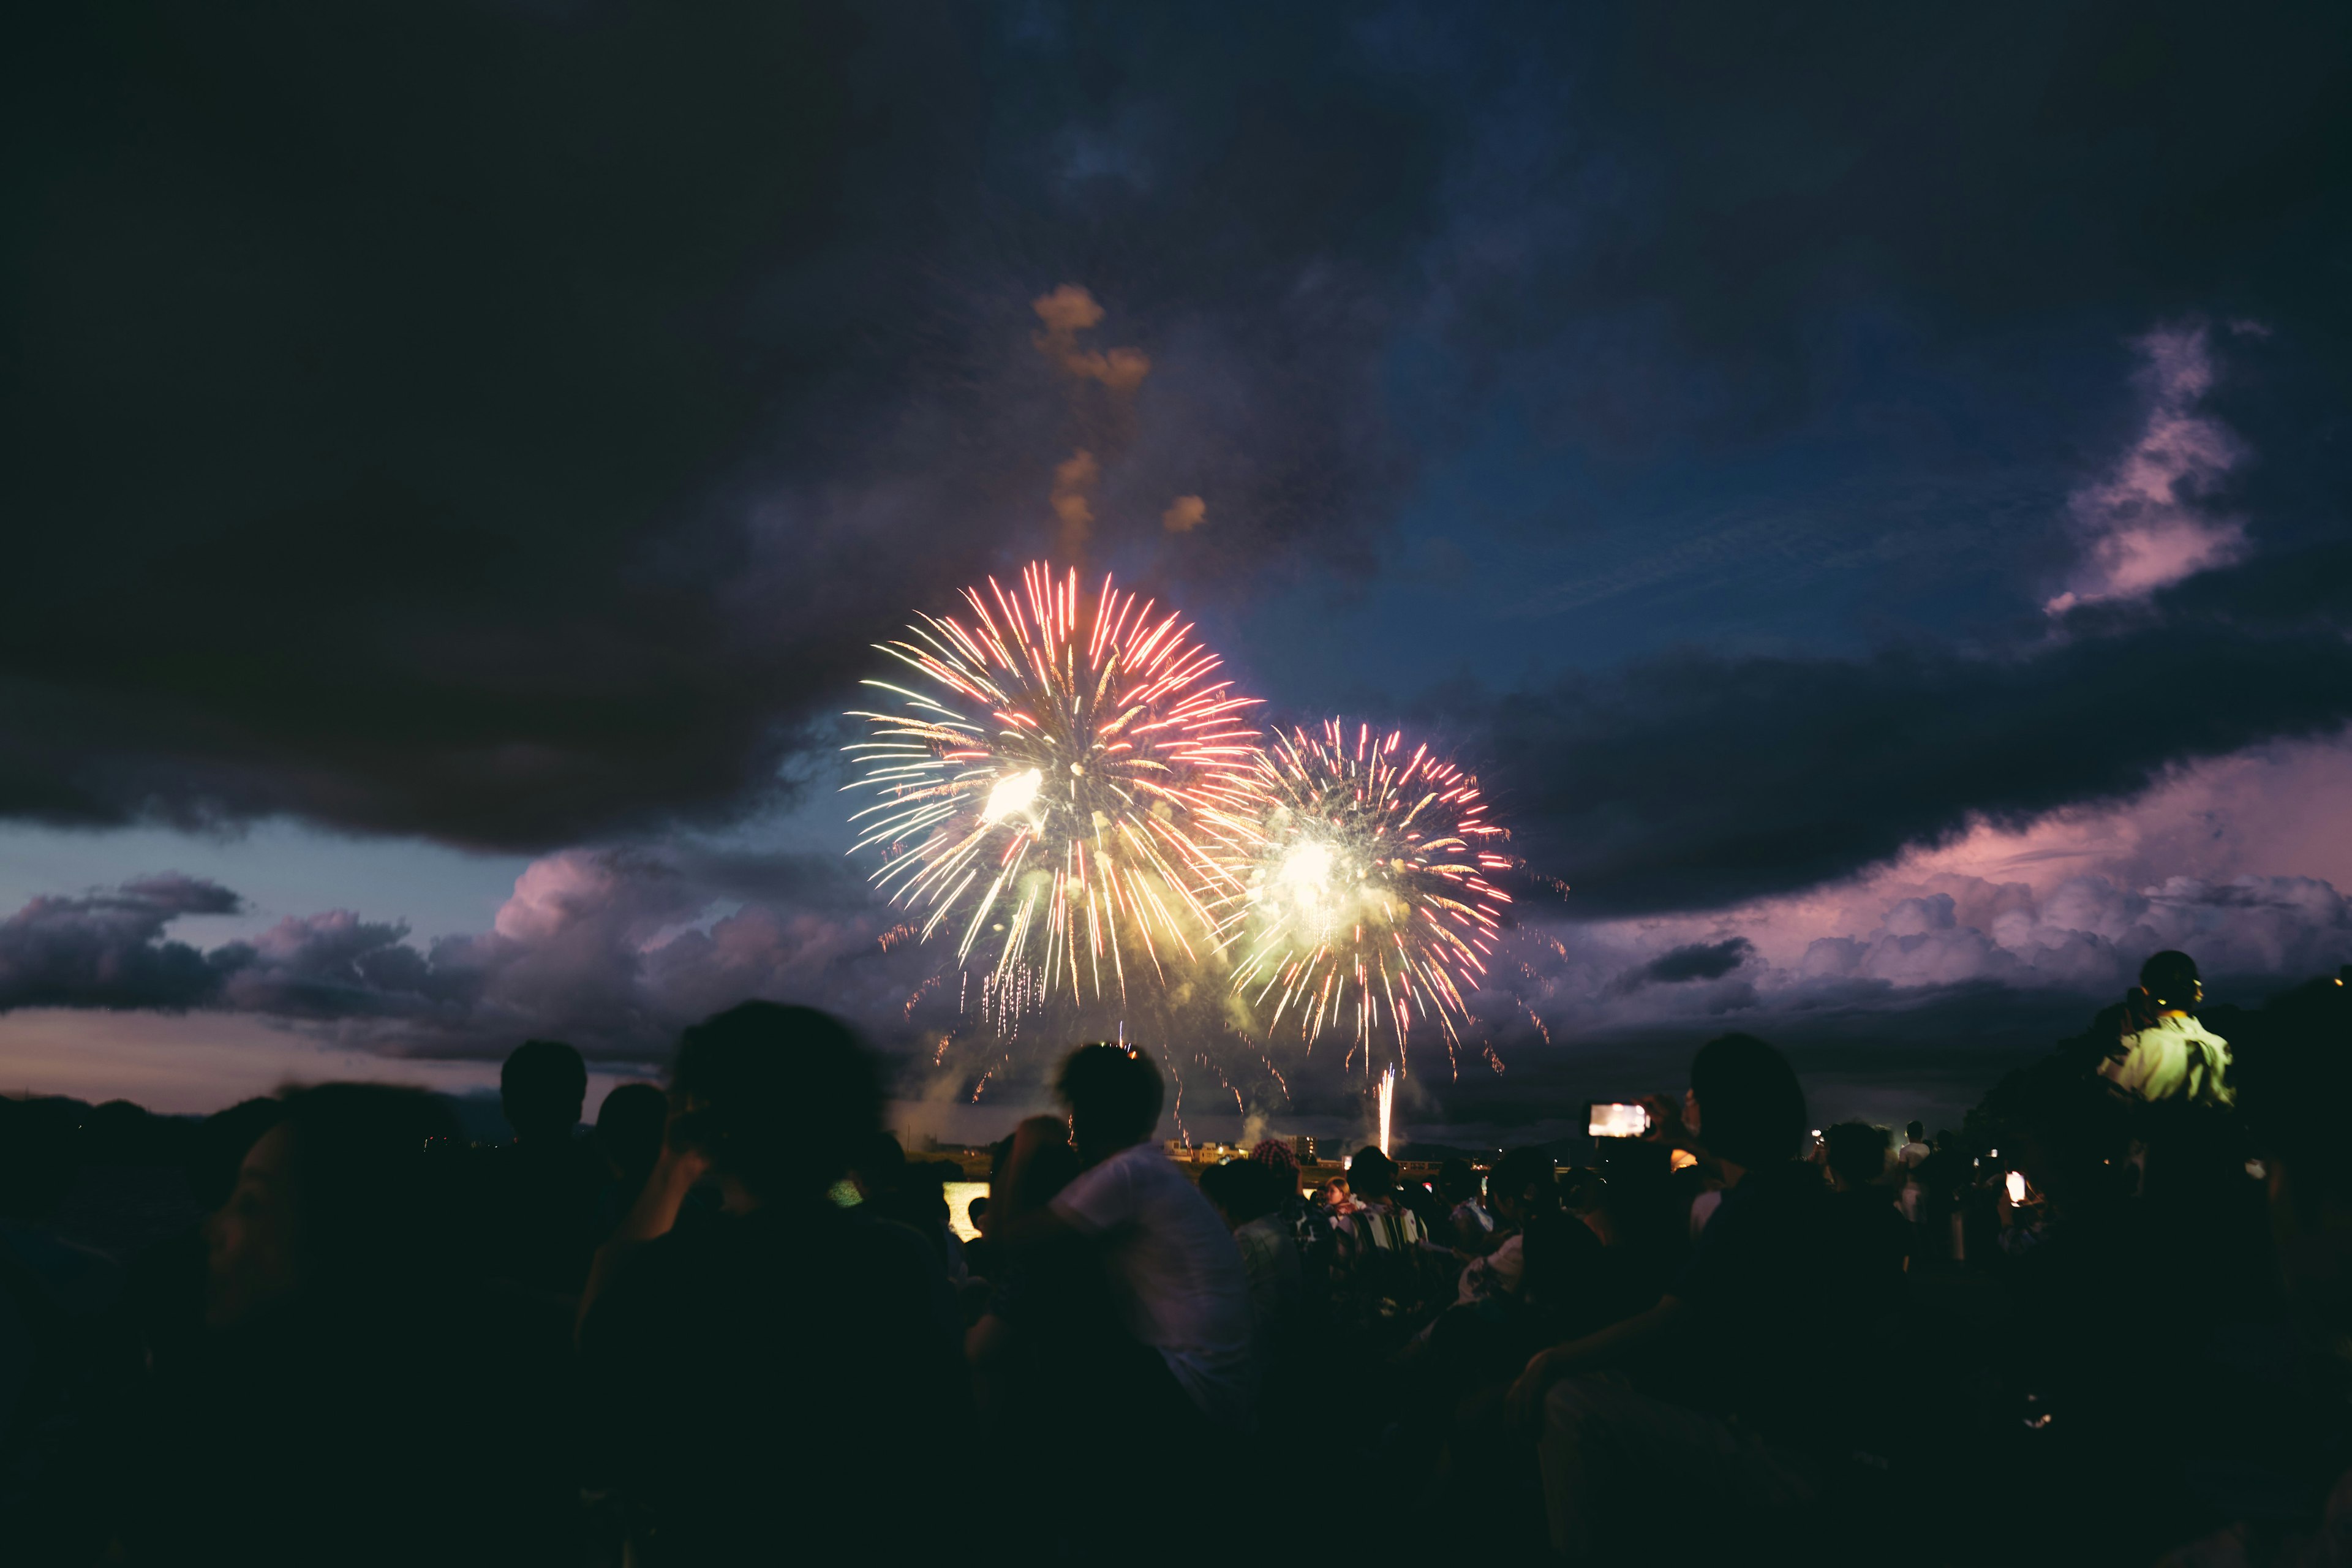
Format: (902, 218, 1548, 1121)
(669, 1002, 880, 1206)
(1687, 1033, 1807, 1175)
(1438, 1157, 1480, 1205)
(206, 1084, 464, 1325)
(1490, 1147, 1557, 1225)
(1824, 1123, 1887, 1191)
(1348, 1147, 1400, 1204)
(501, 1039, 587, 1145)
(2139, 950, 2203, 1012)
(594, 1082, 669, 1192)
(1055, 1043, 1163, 1165)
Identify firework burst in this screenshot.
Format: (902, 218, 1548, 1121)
(846, 562, 1262, 1010)
(1214, 719, 1511, 1073)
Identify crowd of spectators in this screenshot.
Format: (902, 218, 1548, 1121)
(0, 949, 2347, 1564)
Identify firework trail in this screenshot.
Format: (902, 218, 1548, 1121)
(1212, 718, 1511, 1077)
(846, 562, 1262, 1014)
(1376, 1064, 1396, 1157)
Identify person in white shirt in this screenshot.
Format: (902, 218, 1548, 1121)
(993, 1044, 1257, 1430)
(1898, 1121, 1932, 1169)
(2100, 951, 2234, 1108)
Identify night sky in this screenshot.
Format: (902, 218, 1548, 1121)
(5, 1, 2349, 1142)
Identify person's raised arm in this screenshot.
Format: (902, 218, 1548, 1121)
(575, 1126, 709, 1343)
(1503, 1295, 1693, 1426)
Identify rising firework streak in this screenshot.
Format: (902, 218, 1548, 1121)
(845, 563, 1262, 1009)
(1378, 1064, 1396, 1157)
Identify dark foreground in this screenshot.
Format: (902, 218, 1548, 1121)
(0, 973, 2345, 1567)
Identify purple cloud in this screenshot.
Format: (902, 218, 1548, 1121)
(0, 875, 242, 1011)
(2045, 323, 2247, 615)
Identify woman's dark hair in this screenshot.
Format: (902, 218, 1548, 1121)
(1492, 1147, 1558, 1215)
(1689, 1033, 1807, 1169)
(1347, 1147, 1398, 1202)
(500, 1039, 587, 1136)
(2122, 950, 2203, 1035)
(671, 1003, 880, 1198)
(1437, 1157, 1479, 1204)
(1199, 1159, 1282, 1224)
(1055, 1043, 1164, 1148)
(276, 1084, 465, 1290)
(1824, 1122, 1888, 1188)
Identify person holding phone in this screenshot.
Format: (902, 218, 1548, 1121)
(1506, 1033, 1847, 1564)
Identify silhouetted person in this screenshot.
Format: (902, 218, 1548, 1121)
(118, 1097, 288, 1397)
(577, 1003, 967, 1563)
(116, 1084, 579, 1566)
(961, 1191, 997, 1282)
(2102, 950, 2234, 1107)
(1198, 1158, 1303, 1360)
(592, 1082, 669, 1213)
(1823, 1121, 1908, 1310)
(989, 1045, 1253, 1540)
(503, 1038, 587, 1144)
(478, 1039, 611, 1296)
(1438, 1156, 1495, 1248)
(1452, 1145, 1550, 1310)
(851, 1131, 960, 1276)
(992, 1044, 1256, 1433)
(2157, 972, 2352, 1564)
(1508, 1034, 1845, 1564)
(1331, 1146, 1436, 1321)
(963, 1123, 1104, 1469)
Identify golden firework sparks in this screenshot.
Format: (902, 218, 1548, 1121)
(846, 562, 1262, 1011)
(1213, 718, 1511, 1074)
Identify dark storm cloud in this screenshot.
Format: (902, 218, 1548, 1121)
(0, 853, 937, 1062)
(1419, 1, 2351, 448)
(1490, 538, 2352, 915)
(0, 875, 243, 1010)
(0, 1, 1442, 848)
(1619, 938, 1754, 990)
(0, 871, 456, 1019)
(4, 1, 2345, 860)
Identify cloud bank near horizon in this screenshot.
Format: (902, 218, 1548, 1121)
(9, 729, 2348, 1107)
(6, 0, 2350, 1115)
